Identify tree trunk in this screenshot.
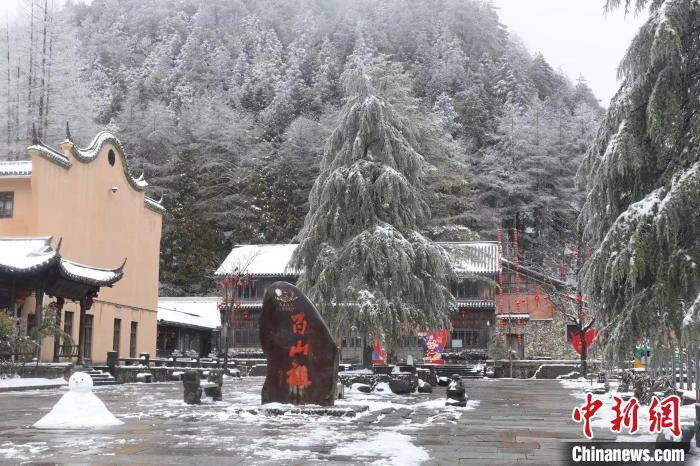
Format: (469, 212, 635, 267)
(43, 32, 52, 135)
(6, 15, 10, 144)
(579, 327, 588, 377)
(15, 58, 20, 141)
(27, 0, 35, 135)
(37, 0, 48, 138)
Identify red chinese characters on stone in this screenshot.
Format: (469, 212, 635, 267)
(611, 396, 640, 434)
(572, 393, 603, 438)
(648, 395, 681, 437)
(286, 361, 312, 389)
(291, 312, 308, 336)
(289, 340, 310, 357)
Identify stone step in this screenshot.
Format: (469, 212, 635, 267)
(93, 380, 119, 386)
(434, 364, 484, 379)
(77, 368, 118, 385)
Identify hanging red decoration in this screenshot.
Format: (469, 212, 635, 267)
(568, 328, 598, 355)
(243, 310, 250, 319)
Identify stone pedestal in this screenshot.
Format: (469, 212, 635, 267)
(183, 370, 202, 405)
(446, 374, 468, 407)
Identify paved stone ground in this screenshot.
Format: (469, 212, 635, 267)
(0, 377, 589, 465)
(433, 378, 598, 465)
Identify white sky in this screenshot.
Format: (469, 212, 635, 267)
(492, 0, 648, 106)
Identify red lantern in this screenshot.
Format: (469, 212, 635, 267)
(460, 309, 466, 317)
(243, 311, 250, 319)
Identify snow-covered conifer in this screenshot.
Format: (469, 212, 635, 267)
(293, 50, 454, 348)
(579, 0, 700, 355)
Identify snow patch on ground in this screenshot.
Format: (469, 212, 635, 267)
(0, 377, 67, 389)
(331, 431, 429, 466)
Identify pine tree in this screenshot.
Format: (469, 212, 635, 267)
(578, 0, 700, 356)
(160, 149, 224, 295)
(292, 51, 454, 350)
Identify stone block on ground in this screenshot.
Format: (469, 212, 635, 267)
(416, 367, 438, 386)
(417, 379, 433, 393)
(248, 364, 267, 377)
(446, 374, 468, 407)
(388, 378, 414, 395)
(352, 383, 372, 393)
(533, 364, 579, 379)
(182, 370, 202, 405)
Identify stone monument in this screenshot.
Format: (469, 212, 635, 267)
(260, 281, 339, 406)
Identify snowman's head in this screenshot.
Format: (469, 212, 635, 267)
(68, 372, 94, 393)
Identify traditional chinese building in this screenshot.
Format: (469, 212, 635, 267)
(156, 297, 220, 358)
(0, 129, 164, 364)
(214, 242, 576, 361)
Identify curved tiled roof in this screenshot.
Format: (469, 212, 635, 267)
(0, 236, 125, 287)
(0, 237, 58, 274)
(59, 257, 125, 287)
(0, 160, 33, 178)
(24, 128, 165, 214)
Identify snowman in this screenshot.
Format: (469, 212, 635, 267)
(33, 372, 123, 429)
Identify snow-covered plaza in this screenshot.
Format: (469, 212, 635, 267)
(0, 377, 588, 465)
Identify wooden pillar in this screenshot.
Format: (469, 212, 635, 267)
(34, 286, 44, 362)
(8, 278, 16, 362)
(77, 297, 87, 366)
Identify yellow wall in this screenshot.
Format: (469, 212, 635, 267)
(0, 137, 162, 363)
(0, 178, 32, 235)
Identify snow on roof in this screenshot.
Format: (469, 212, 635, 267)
(0, 237, 58, 273)
(59, 258, 124, 286)
(0, 237, 125, 287)
(216, 242, 501, 277)
(439, 242, 501, 274)
(157, 297, 221, 330)
(0, 160, 32, 178)
(216, 244, 299, 276)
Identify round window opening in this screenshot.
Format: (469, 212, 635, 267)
(108, 149, 116, 166)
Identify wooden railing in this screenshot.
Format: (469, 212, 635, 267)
(56, 344, 80, 359)
(0, 339, 38, 361)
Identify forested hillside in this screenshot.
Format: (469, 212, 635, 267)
(0, 0, 603, 294)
